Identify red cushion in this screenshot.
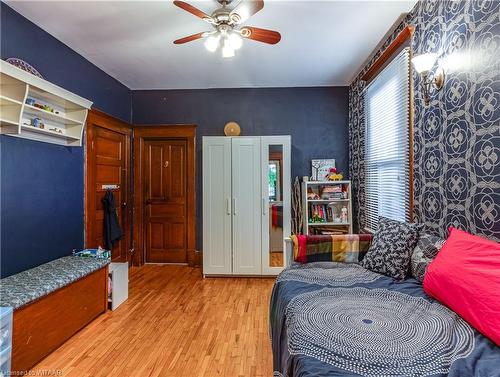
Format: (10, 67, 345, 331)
(423, 228, 500, 346)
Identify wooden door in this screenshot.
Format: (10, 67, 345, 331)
(143, 139, 187, 263)
(202, 137, 232, 275)
(231, 137, 262, 275)
(86, 110, 131, 262)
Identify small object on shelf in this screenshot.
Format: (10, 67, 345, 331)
(341, 206, 348, 223)
(25, 97, 36, 106)
(49, 127, 63, 134)
(31, 117, 43, 128)
(307, 186, 320, 200)
(42, 104, 54, 113)
(326, 167, 344, 181)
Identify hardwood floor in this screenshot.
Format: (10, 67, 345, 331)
(270, 251, 283, 267)
(32, 265, 275, 377)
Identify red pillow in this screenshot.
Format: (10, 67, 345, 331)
(423, 228, 500, 346)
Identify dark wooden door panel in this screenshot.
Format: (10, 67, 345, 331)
(85, 110, 131, 263)
(144, 139, 187, 263)
(146, 143, 166, 200)
(168, 143, 186, 201)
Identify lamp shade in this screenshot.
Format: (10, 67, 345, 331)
(411, 53, 438, 74)
(204, 34, 220, 52)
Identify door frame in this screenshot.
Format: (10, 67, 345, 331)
(84, 108, 132, 262)
(133, 125, 197, 267)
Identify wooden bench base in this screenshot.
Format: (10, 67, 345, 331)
(12, 266, 108, 372)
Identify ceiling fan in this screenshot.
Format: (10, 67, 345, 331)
(173, 0, 281, 58)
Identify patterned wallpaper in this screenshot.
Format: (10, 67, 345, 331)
(349, 0, 499, 241)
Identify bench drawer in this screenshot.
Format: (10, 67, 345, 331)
(12, 267, 107, 373)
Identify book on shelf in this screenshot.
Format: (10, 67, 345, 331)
(322, 185, 342, 193)
(309, 204, 335, 223)
(309, 203, 349, 224)
(321, 192, 346, 200)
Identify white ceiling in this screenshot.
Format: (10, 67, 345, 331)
(6, 0, 417, 89)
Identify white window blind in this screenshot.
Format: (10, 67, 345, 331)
(365, 48, 411, 231)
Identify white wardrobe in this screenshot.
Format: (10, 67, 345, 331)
(202, 136, 291, 276)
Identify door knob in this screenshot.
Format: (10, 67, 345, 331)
(164, 161, 169, 168)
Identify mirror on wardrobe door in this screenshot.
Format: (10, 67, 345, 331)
(268, 145, 284, 268)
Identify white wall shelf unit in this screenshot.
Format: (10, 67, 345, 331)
(0, 60, 92, 146)
(302, 180, 353, 235)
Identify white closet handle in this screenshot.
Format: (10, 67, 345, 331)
(232, 198, 237, 215)
(263, 198, 268, 215)
(226, 198, 231, 215)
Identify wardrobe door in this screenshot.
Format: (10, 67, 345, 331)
(202, 137, 232, 275)
(261, 136, 291, 275)
(232, 137, 262, 275)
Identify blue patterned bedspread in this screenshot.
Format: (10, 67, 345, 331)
(270, 262, 500, 377)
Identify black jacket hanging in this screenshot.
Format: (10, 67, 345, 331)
(102, 189, 123, 251)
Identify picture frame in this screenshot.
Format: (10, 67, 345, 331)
(311, 159, 336, 181)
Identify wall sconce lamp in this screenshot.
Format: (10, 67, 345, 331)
(411, 53, 445, 106)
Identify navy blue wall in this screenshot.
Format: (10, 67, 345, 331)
(0, 3, 131, 277)
(132, 87, 349, 250)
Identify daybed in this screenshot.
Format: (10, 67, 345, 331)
(272, 233, 500, 377)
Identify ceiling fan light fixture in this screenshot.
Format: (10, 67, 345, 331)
(228, 32, 243, 50)
(173, 0, 281, 54)
(222, 39, 235, 58)
(204, 34, 220, 52)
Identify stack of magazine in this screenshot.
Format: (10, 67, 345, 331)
(321, 185, 346, 200)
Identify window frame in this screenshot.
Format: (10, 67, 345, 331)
(363, 42, 414, 232)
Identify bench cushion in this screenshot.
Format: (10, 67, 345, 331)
(0, 256, 109, 309)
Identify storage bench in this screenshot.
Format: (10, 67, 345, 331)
(0, 256, 109, 373)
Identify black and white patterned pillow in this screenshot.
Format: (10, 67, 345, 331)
(410, 233, 445, 282)
(361, 217, 422, 280)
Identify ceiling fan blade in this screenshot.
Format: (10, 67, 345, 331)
(173, 32, 207, 44)
(240, 26, 281, 44)
(173, 1, 214, 23)
(229, 0, 264, 24)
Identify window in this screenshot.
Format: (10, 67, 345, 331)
(268, 161, 281, 202)
(365, 47, 411, 231)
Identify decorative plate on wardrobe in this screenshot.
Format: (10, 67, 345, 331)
(224, 121, 241, 136)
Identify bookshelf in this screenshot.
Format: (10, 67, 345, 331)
(302, 180, 353, 235)
(0, 60, 92, 146)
